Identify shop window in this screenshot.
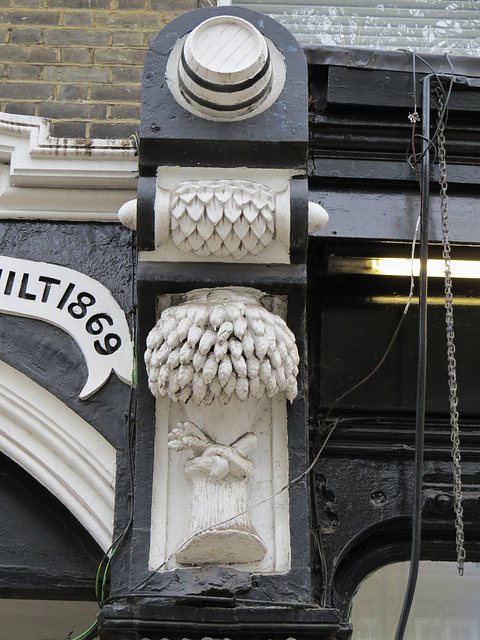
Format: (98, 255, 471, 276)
(0, 599, 98, 640)
(350, 561, 480, 640)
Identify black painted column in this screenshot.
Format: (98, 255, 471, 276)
(100, 7, 347, 639)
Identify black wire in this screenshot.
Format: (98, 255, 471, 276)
(306, 284, 413, 608)
(394, 73, 432, 640)
(395, 65, 454, 639)
(400, 52, 454, 174)
(309, 458, 329, 608)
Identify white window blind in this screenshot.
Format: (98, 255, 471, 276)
(222, 0, 480, 56)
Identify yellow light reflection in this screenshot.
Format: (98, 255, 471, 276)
(367, 296, 480, 306)
(329, 257, 480, 278)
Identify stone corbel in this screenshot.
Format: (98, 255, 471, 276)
(145, 286, 299, 569)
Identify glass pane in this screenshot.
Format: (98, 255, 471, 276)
(230, 1, 480, 56)
(0, 600, 98, 640)
(350, 562, 480, 640)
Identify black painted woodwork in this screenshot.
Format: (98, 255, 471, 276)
(0, 453, 102, 599)
(115, 19, 480, 640)
(139, 6, 308, 173)
(0, 222, 135, 601)
(111, 6, 321, 639)
(1, 11, 480, 640)
(304, 50, 480, 633)
(99, 601, 350, 640)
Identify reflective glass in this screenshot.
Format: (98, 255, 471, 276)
(228, 1, 480, 56)
(350, 562, 480, 639)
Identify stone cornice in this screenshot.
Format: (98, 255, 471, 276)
(0, 112, 138, 221)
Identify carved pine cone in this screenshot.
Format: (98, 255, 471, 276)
(170, 180, 275, 259)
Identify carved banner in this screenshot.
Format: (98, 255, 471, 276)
(0, 256, 133, 399)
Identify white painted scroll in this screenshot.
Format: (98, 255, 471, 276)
(0, 256, 133, 399)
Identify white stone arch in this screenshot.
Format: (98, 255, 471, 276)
(0, 360, 116, 551)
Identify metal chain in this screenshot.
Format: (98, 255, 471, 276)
(437, 91, 466, 575)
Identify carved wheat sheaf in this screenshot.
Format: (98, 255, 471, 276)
(170, 180, 275, 259)
(145, 288, 299, 405)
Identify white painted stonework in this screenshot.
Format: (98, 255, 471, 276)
(147, 287, 296, 571)
(0, 256, 133, 399)
(139, 167, 305, 264)
(119, 196, 330, 236)
(308, 201, 329, 233)
(0, 112, 137, 221)
(166, 18, 286, 122)
(168, 421, 266, 565)
(0, 360, 116, 551)
(169, 180, 275, 260)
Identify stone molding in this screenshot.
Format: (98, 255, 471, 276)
(0, 112, 137, 221)
(0, 360, 116, 550)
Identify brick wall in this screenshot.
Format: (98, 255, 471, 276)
(0, 0, 216, 139)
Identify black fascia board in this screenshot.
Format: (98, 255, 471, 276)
(139, 6, 308, 171)
(304, 44, 480, 78)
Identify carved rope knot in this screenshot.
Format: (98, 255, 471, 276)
(168, 421, 256, 480)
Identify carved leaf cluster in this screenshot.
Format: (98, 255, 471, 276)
(145, 294, 299, 405)
(170, 180, 275, 259)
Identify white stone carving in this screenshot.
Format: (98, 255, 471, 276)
(178, 16, 272, 117)
(146, 167, 298, 264)
(169, 180, 275, 260)
(0, 255, 133, 399)
(166, 18, 286, 122)
(146, 287, 298, 567)
(118, 198, 137, 230)
(308, 201, 329, 233)
(168, 421, 266, 565)
(124, 194, 329, 241)
(145, 287, 299, 405)
(0, 360, 116, 551)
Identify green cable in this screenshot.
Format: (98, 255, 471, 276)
(100, 539, 121, 605)
(94, 557, 105, 603)
(67, 619, 98, 640)
(131, 343, 137, 388)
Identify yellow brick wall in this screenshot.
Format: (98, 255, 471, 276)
(0, 0, 215, 138)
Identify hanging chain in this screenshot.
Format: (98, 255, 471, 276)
(437, 90, 466, 576)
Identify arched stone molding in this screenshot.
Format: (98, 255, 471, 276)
(0, 360, 116, 551)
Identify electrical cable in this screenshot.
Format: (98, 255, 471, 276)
(394, 64, 455, 640)
(66, 620, 99, 640)
(94, 233, 137, 608)
(310, 57, 456, 618)
(310, 463, 329, 608)
(394, 73, 432, 640)
(400, 51, 454, 174)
